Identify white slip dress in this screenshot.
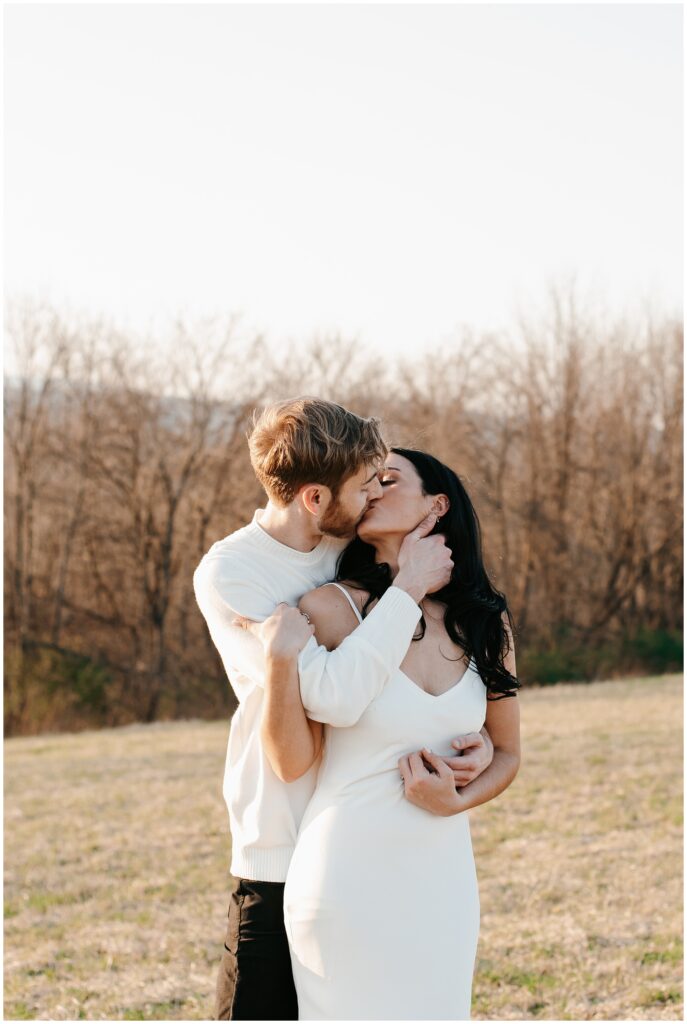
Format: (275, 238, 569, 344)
(284, 583, 487, 1020)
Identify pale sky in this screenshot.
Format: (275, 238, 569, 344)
(4, 3, 683, 360)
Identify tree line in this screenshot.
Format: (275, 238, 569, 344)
(4, 291, 683, 734)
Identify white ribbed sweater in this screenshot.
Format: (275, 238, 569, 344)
(193, 509, 422, 882)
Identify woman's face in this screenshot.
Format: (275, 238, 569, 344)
(357, 453, 440, 542)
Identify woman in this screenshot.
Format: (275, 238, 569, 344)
(266, 448, 520, 1020)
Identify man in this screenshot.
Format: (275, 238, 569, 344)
(193, 396, 494, 1020)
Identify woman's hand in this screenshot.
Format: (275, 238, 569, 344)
(398, 748, 467, 816)
(233, 602, 314, 660)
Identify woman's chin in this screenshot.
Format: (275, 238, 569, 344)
(356, 520, 389, 545)
(356, 520, 375, 542)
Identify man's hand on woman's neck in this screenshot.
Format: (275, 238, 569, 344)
(371, 512, 454, 606)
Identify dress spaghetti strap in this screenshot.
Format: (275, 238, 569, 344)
(321, 582, 363, 624)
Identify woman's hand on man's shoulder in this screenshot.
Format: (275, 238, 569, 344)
(233, 602, 314, 661)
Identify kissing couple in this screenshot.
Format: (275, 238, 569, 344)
(194, 396, 520, 1021)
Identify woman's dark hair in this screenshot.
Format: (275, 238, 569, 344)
(336, 447, 519, 700)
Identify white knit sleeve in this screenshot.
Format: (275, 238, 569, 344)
(297, 586, 421, 727)
(193, 554, 272, 691)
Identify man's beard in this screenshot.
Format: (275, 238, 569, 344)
(318, 498, 369, 539)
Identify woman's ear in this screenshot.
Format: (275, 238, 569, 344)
(431, 495, 450, 518)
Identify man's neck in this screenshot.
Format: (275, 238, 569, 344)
(257, 501, 323, 553)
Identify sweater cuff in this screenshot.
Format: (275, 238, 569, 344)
(385, 584, 422, 619)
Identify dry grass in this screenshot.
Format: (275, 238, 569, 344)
(4, 674, 683, 1021)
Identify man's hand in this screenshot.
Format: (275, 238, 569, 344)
(394, 512, 454, 603)
(233, 603, 314, 661)
(440, 728, 494, 787)
(398, 748, 466, 816)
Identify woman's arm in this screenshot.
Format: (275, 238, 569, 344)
(400, 611, 520, 815)
(399, 692, 520, 817)
(256, 587, 362, 783)
(261, 651, 324, 784)
(243, 585, 413, 782)
(234, 602, 322, 784)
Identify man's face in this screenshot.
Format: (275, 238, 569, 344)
(317, 462, 384, 539)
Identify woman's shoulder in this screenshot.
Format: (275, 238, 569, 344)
(298, 581, 368, 617)
(296, 584, 357, 651)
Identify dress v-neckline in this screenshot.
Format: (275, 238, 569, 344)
(397, 657, 475, 699)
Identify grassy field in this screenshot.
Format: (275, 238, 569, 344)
(4, 673, 683, 1021)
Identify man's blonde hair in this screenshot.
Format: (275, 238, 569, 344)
(248, 397, 387, 507)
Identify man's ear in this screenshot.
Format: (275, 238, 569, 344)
(300, 483, 332, 517)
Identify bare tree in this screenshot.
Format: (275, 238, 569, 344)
(4, 290, 682, 734)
